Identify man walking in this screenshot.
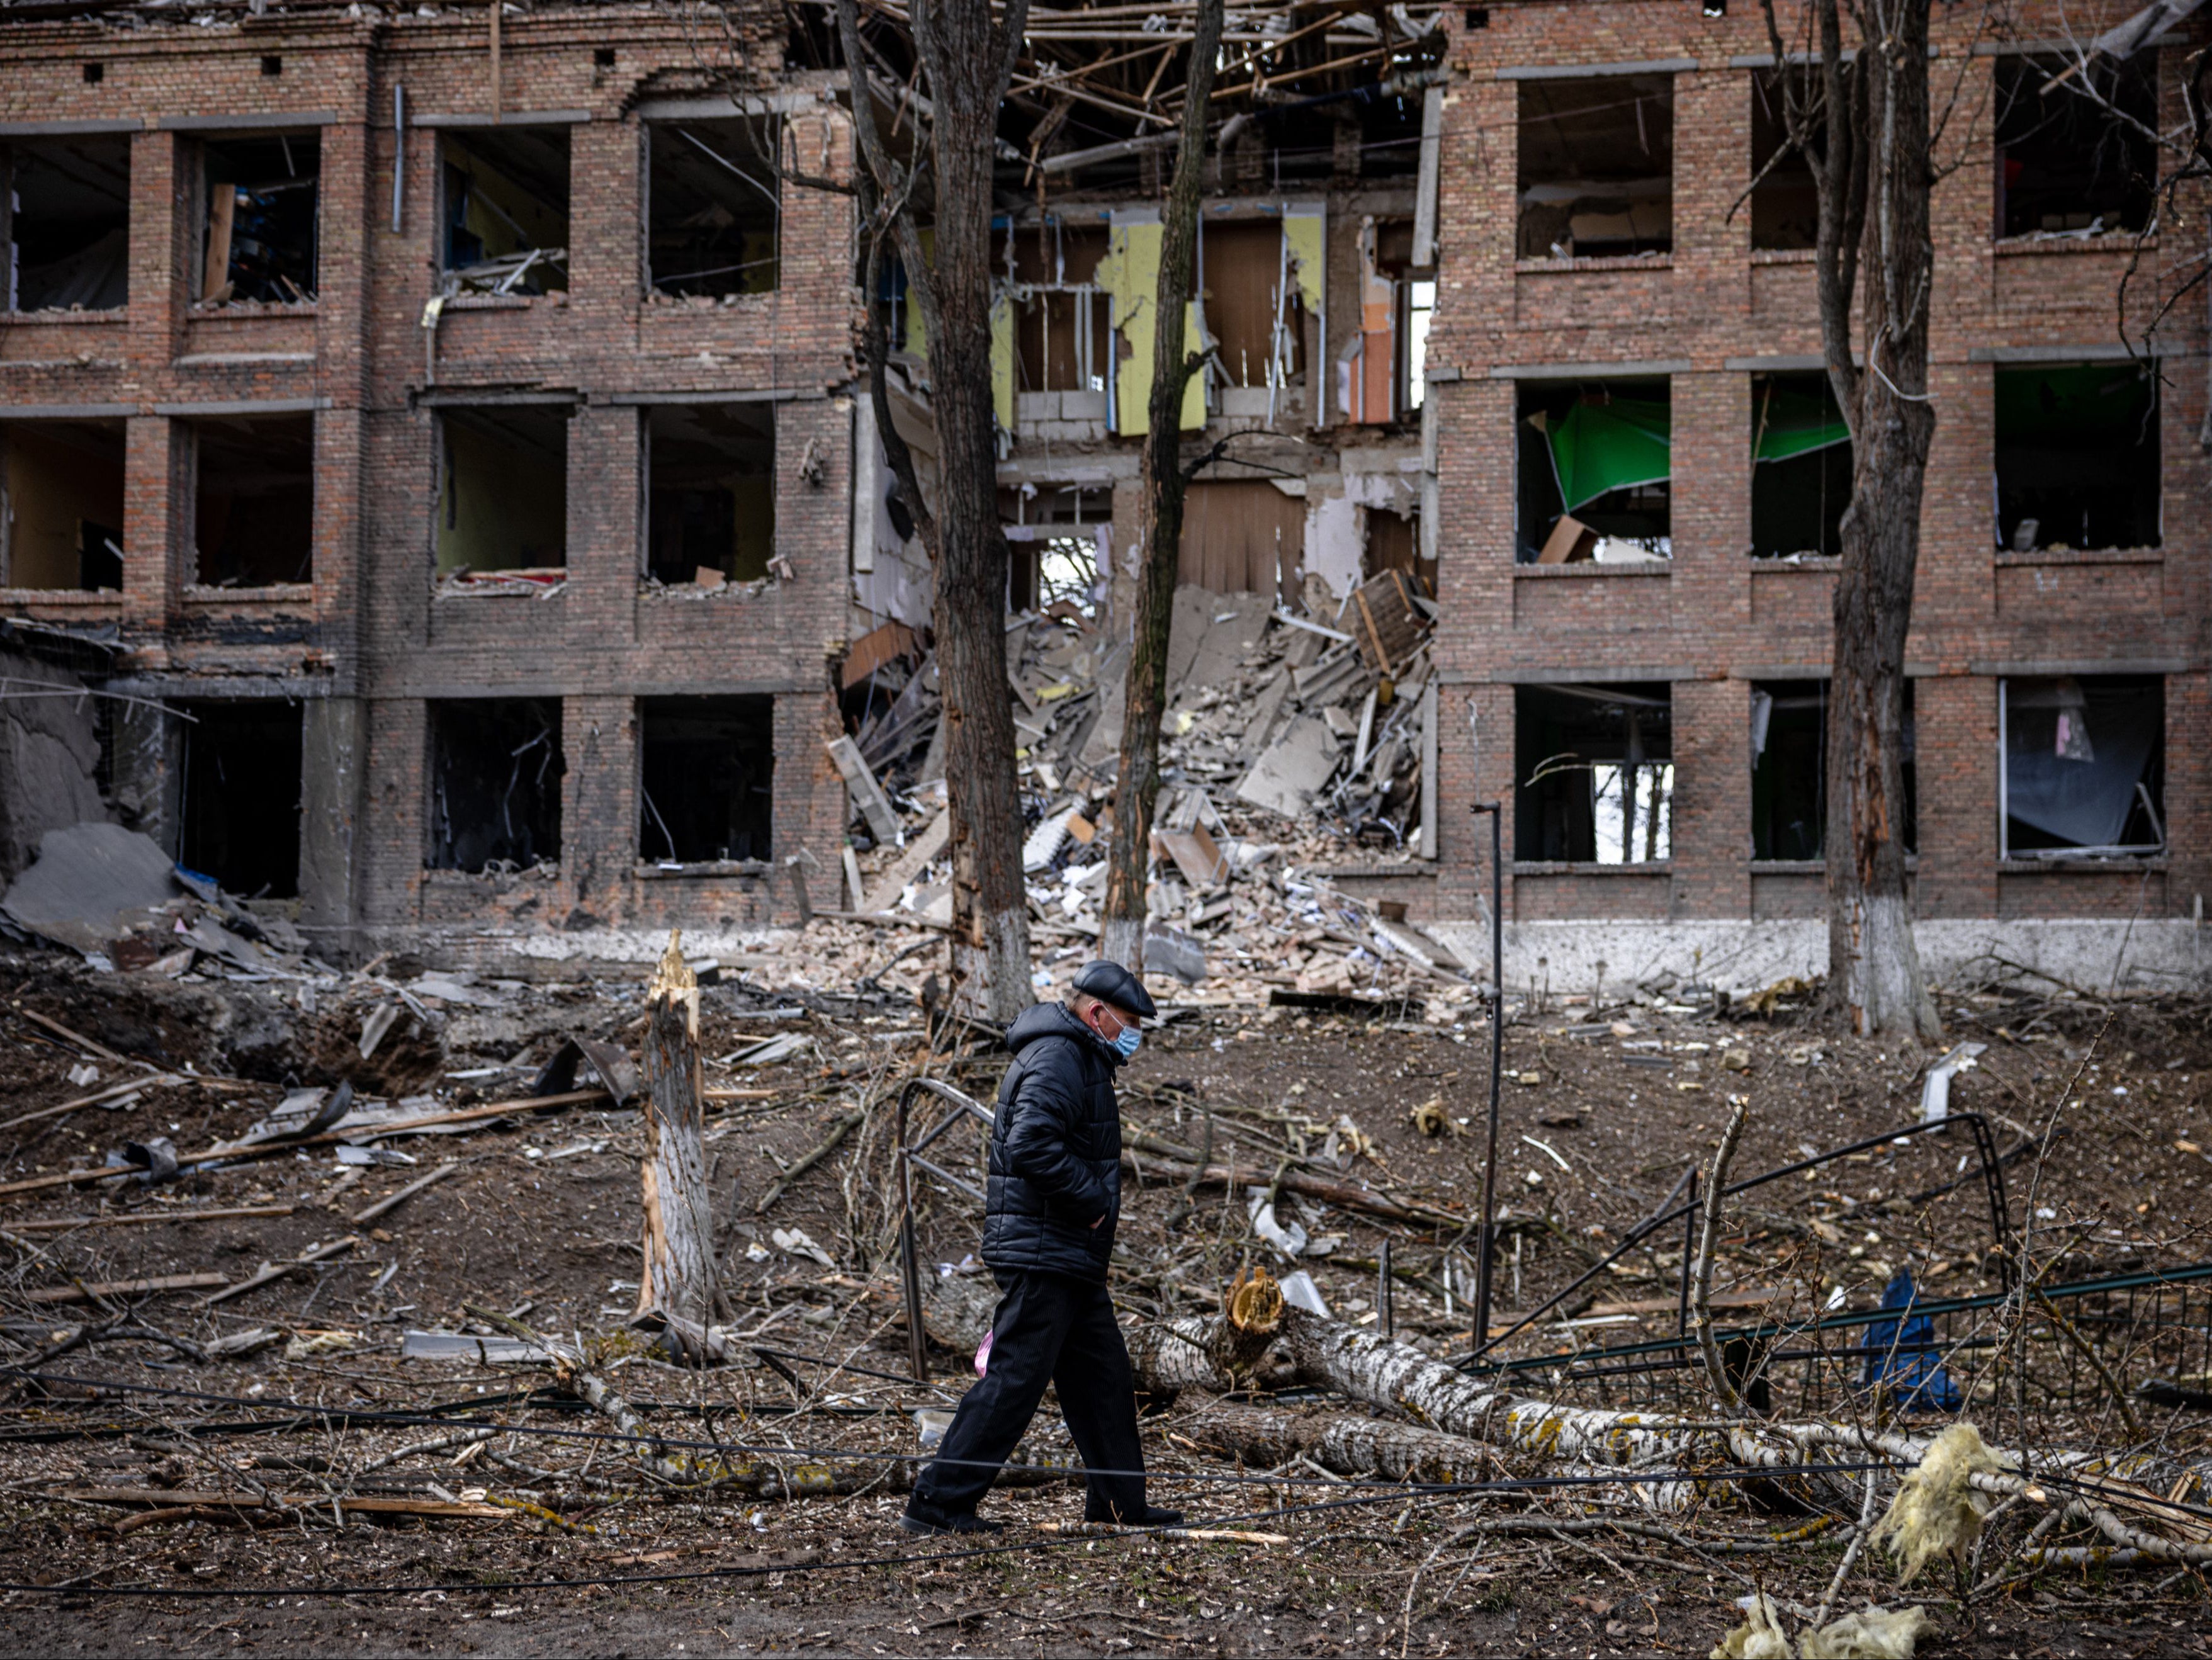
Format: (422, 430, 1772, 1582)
(902, 961, 1185, 1535)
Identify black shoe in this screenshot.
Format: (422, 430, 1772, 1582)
(1088, 1505, 1185, 1528)
(900, 1506, 1006, 1537)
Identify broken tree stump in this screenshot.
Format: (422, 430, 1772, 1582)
(636, 930, 722, 1329)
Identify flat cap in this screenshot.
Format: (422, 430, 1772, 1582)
(1071, 959, 1157, 1020)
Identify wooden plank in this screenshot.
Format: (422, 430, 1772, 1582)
(25, 1272, 229, 1306)
(8, 1204, 295, 1233)
(0, 1089, 607, 1202)
(62, 1487, 507, 1520)
(201, 1236, 359, 1307)
(349, 1161, 460, 1226)
(858, 808, 950, 913)
(0, 1073, 183, 1134)
(1351, 582, 1392, 677)
(824, 736, 900, 843)
(13, 1008, 133, 1066)
(201, 184, 235, 298)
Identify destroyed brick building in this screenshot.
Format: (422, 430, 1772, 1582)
(1, 0, 855, 959)
(1, 0, 2208, 995)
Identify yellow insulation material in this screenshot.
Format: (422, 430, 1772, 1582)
(1871, 1421, 2011, 1584)
(1097, 212, 1205, 436)
(1799, 1605, 1929, 1659)
(1709, 1592, 1792, 1659)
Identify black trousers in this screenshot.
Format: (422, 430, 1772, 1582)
(909, 1268, 1147, 1522)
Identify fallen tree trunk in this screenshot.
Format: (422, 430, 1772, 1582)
(1131, 1275, 2212, 1562)
(1180, 1397, 1494, 1485)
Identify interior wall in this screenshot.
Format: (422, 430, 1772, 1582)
(1, 425, 125, 590)
(437, 415, 567, 573)
(1179, 479, 1306, 599)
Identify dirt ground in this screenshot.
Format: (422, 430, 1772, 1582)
(1, 942, 2209, 1657)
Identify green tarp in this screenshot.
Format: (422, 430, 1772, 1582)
(1994, 363, 2154, 442)
(1752, 382, 1850, 464)
(1536, 397, 1672, 511)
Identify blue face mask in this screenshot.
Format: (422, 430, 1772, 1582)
(1110, 1025, 1143, 1061)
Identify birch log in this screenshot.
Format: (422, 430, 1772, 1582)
(637, 931, 721, 1327)
(1181, 1397, 1493, 1485)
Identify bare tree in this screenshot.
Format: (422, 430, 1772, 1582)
(836, 0, 1033, 1021)
(1098, 0, 1227, 972)
(1761, 0, 1942, 1042)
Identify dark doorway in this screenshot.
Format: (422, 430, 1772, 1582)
(178, 700, 302, 898)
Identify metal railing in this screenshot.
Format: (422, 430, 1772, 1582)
(1465, 1258, 2212, 1422)
(894, 1076, 996, 1382)
(1460, 1112, 2016, 1369)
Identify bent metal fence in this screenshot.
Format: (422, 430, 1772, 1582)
(894, 1076, 996, 1382)
(1464, 1258, 2212, 1424)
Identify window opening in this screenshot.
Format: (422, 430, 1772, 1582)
(1994, 363, 2158, 552)
(435, 405, 569, 581)
(0, 419, 126, 590)
(198, 133, 318, 304)
(638, 696, 774, 864)
(439, 126, 570, 296)
(1749, 69, 1824, 251)
(193, 414, 313, 586)
(647, 118, 780, 297)
(1994, 54, 2155, 238)
(3, 134, 130, 312)
(1517, 379, 1671, 562)
(1515, 682, 1673, 863)
(2000, 675, 2164, 859)
(178, 699, 302, 899)
(645, 404, 774, 586)
(1517, 74, 1674, 258)
(1751, 373, 1850, 558)
(1751, 680, 1824, 861)
(427, 698, 563, 872)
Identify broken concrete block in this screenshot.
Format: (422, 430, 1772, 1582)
(0, 823, 181, 955)
(1233, 716, 1343, 817)
(1143, 922, 1207, 983)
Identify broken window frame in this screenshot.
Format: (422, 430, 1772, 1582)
(1, 133, 131, 313)
(1515, 682, 1674, 866)
(640, 402, 777, 588)
(1516, 72, 1676, 261)
(1993, 361, 2161, 554)
(645, 115, 782, 299)
(1749, 67, 1829, 254)
(1750, 679, 1917, 861)
(1515, 378, 1673, 563)
(436, 125, 572, 298)
(0, 417, 127, 592)
(432, 403, 572, 586)
(188, 412, 317, 589)
(1997, 675, 2165, 861)
(425, 697, 565, 874)
(636, 695, 776, 869)
(1749, 372, 1851, 559)
(194, 130, 320, 306)
(1992, 52, 2157, 241)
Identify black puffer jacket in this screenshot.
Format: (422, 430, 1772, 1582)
(979, 1002, 1126, 1281)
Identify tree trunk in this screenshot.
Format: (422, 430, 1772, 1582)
(1100, 0, 1226, 973)
(914, 0, 1034, 1022)
(835, 0, 1033, 1023)
(635, 931, 721, 1328)
(1786, 0, 1943, 1044)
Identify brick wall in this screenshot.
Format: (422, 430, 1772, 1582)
(2, 8, 859, 953)
(1425, 1, 2212, 929)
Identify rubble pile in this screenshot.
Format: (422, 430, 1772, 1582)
(842, 574, 1460, 1009)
